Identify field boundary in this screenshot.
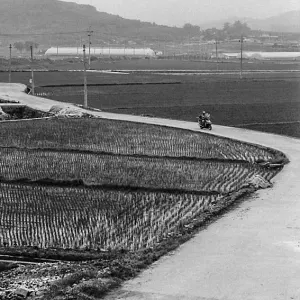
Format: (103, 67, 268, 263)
(36, 81, 182, 88)
(0, 144, 254, 164)
(233, 120, 300, 126)
(0, 177, 223, 196)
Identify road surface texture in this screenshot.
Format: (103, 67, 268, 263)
(1, 83, 300, 300)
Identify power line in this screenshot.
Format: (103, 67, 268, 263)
(0, 31, 87, 37)
(0, 30, 120, 38)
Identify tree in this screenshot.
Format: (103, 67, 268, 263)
(202, 28, 225, 41)
(223, 22, 231, 33)
(24, 41, 39, 52)
(183, 23, 200, 36)
(13, 42, 25, 52)
(226, 21, 251, 38)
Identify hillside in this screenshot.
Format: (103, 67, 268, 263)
(1, 0, 299, 50)
(0, 0, 187, 46)
(253, 10, 300, 32)
(201, 10, 300, 33)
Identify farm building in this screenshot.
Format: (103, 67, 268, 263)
(210, 52, 237, 59)
(44, 47, 159, 58)
(222, 51, 300, 60)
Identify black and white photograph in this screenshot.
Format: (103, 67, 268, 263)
(0, 0, 299, 299)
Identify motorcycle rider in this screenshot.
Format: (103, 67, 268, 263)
(199, 111, 210, 126)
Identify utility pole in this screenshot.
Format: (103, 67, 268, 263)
(8, 44, 12, 83)
(87, 27, 93, 69)
(188, 34, 190, 60)
(215, 38, 219, 71)
(240, 35, 243, 79)
(83, 44, 88, 108)
(199, 37, 201, 59)
(30, 45, 35, 96)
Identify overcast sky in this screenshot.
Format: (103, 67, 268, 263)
(61, 0, 300, 26)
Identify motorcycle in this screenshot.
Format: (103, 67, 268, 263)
(197, 116, 212, 130)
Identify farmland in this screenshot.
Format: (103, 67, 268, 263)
(14, 69, 298, 138)
(0, 118, 278, 161)
(0, 83, 289, 298)
(1, 56, 299, 138)
(0, 118, 283, 251)
(0, 183, 240, 250)
(1, 57, 300, 72)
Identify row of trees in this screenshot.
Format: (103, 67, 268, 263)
(13, 41, 39, 52)
(10, 21, 250, 51)
(182, 23, 201, 36)
(201, 21, 251, 41)
(182, 21, 252, 41)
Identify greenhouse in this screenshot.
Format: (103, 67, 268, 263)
(44, 47, 158, 58)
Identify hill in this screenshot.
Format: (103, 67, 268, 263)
(1, 0, 298, 51)
(200, 10, 300, 33)
(0, 0, 187, 47)
(251, 10, 300, 32)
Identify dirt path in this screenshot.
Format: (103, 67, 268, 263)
(1, 83, 300, 300)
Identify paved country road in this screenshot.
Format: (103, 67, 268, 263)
(1, 83, 300, 300)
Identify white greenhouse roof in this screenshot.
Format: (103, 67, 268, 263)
(45, 47, 157, 57)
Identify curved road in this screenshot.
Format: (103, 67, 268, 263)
(1, 83, 300, 300)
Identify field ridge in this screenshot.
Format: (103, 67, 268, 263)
(0, 145, 254, 164)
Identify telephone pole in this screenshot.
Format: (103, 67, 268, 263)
(8, 44, 12, 83)
(240, 35, 244, 79)
(83, 44, 88, 108)
(215, 39, 219, 71)
(87, 27, 93, 69)
(30, 45, 35, 95)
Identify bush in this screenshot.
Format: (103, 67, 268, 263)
(75, 280, 109, 298)
(72, 278, 121, 299)
(0, 262, 18, 272)
(90, 56, 98, 62)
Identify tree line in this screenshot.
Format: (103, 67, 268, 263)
(13, 41, 39, 52)
(182, 20, 252, 41)
(10, 21, 251, 49)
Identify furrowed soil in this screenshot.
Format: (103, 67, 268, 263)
(0, 117, 286, 300)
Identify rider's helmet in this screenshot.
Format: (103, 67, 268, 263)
(202, 111, 206, 114)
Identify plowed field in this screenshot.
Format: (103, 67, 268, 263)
(0, 118, 283, 251)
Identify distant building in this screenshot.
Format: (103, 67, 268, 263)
(222, 51, 300, 60)
(44, 47, 159, 58)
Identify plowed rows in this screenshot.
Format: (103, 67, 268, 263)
(0, 118, 276, 163)
(0, 148, 277, 194)
(0, 118, 283, 251)
(0, 183, 221, 250)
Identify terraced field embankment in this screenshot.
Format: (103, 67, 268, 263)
(0, 117, 285, 251)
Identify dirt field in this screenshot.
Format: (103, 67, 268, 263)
(15, 71, 298, 138)
(1, 57, 300, 72)
(90, 59, 300, 71)
(0, 66, 299, 138)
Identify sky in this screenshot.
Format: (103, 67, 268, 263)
(61, 0, 300, 26)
